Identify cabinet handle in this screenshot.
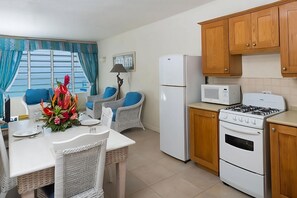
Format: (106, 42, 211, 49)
(224, 68, 228, 71)
(245, 43, 250, 47)
(212, 115, 215, 118)
(282, 67, 287, 71)
(271, 128, 275, 132)
(252, 43, 256, 47)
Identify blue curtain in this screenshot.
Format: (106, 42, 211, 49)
(0, 50, 23, 117)
(0, 37, 99, 108)
(0, 37, 97, 53)
(78, 53, 98, 95)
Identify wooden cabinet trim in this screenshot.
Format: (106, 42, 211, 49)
(199, 0, 295, 25)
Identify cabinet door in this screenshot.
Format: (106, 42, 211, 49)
(189, 108, 218, 175)
(202, 20, 230, 75)
(280, 2, 297, 76)
(270, 124, 297, 198)
(252, 7, 279, 49)
(229, 14, 251, 52)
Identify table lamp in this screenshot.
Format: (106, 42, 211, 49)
(110, 64, 127, 99)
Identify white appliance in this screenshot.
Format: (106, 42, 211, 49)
(219, 93, 286, 198)
(159, 54, 204, 161)
(201, 84, 241, 105)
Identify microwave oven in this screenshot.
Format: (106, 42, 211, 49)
(201, 84, 241, 105)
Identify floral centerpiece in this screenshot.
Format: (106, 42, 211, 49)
(41, 75, 80, 132)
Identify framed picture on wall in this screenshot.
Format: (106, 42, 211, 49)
(112, 51, 136, 72)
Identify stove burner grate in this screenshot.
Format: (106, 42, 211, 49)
(226, 104, 280, 116)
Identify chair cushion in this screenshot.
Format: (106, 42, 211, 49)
(26, 89, 49, 105)
(86, 101, 93, 110)
(111, 109, 117, 121)
(123, 92, 142, 107)
(103, 87, 117, 99)
(41, 184, 54, 198)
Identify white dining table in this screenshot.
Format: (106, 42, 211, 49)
(8, 119, 135, 198)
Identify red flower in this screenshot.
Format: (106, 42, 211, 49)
(60, 85, 68, 94)
(61, 112, 69, 123)
(70, 106, 76, 114)
(64, 75, 70, 87)
(43, 107, 53, 116)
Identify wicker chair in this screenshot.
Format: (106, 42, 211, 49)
(37, 131, 109, 198)
(101, 107, 113, 128)
(103, 92, 145, 133)
(0, 129, 17, 198)
(86, 87, 118, 119)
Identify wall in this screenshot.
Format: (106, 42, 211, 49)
(98, 0, 287, 132)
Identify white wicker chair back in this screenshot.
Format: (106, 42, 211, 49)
(101, 107, 113, 128)
(53, 131, 109, 198)
(0, 129, 17, 197)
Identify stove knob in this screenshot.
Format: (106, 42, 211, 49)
(232, 116, 237, 121)
(222, 113, 228, 119)
(245, 118, 249, 123)
(251, 119, 256, 125)
(238, 117, 243, 122)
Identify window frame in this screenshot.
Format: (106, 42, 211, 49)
(7, 50, 89, 97)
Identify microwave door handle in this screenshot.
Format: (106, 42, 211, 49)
(221, 122, 261, 135)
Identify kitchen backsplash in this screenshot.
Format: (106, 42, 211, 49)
(209, 77, 297, 110)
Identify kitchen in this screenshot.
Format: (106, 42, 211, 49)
(156, 0, 297, 198)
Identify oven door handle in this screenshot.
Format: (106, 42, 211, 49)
(221, 122, 261, 135)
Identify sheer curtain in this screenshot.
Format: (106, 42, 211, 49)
(0, 50, 23, 117)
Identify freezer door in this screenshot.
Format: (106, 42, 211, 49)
(159, 55, 186, 86)
(160, 86, 188, 161)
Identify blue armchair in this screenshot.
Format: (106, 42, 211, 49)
(85, 87, 118, 119)
(103, 92, 145, 132)
(21, 88, 53, 119)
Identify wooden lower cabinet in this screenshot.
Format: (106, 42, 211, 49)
(189, 108, 219, 175)
(270, 123, 297, 198)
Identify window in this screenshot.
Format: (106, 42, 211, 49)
(7, 50, 89, 97)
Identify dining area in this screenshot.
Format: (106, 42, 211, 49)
(3, 116, 135, 198)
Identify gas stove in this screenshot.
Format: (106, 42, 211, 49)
(219, 93, 286, 129)
(219, 93, 286, 198)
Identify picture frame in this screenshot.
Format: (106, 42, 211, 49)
(112, 51, 136, 72)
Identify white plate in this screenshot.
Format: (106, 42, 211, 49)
(13, 130, 41, 137)
(80, 119, 101, 126)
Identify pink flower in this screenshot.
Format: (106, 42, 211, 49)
(70, 113, 78, 120)
(54, 116, 60, 125)
(64, 75, 70, 87)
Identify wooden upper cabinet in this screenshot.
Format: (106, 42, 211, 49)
(279, 1, 297, 77)
(229, 7, 279, 54)
(229, 14, 251, 52)
(201, 19, 242, 76)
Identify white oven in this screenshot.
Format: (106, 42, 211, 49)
(220, 121, 264, 174)
(219, 93, 286, 198)
(219, 121, 265, 198)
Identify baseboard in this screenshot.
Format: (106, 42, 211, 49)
(143, 122, 159, 133)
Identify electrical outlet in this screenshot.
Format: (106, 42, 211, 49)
(262, 91, 272, 94)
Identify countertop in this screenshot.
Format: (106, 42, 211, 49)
(267, 110, 297, 127)
(188, 102, 228, 112)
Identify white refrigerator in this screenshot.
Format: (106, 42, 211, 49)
(159, 54, 204, 161)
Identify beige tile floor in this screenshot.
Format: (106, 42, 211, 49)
(7, 128, 251, 198)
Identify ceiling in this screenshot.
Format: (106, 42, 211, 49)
(0, 0, 213, 42)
